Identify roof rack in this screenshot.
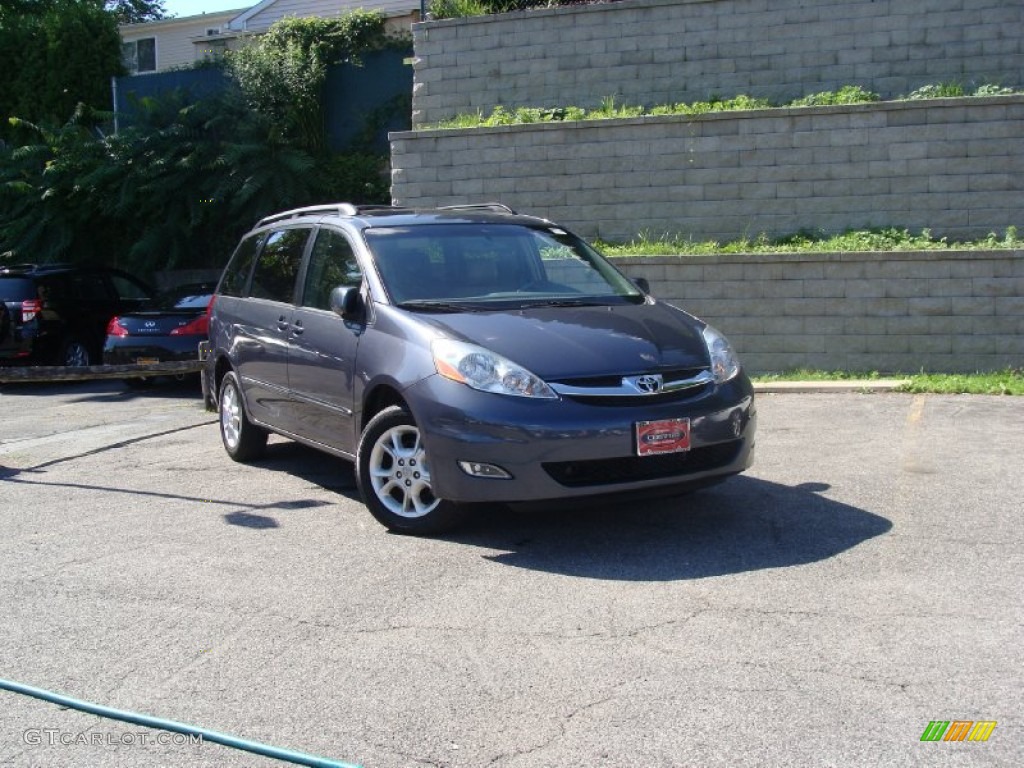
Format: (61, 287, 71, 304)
(255, 203, 413, 228)
(437, 202, 518, 215)
(0, 262, 73, 274)
(256, 204, 359, 228)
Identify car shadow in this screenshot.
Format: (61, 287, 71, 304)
(0, 378, 204, 403)
(252, 440, 361, 501)
(238, 446, 891, 580)
(438, 476, 892, 581)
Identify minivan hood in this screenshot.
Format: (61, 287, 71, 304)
(418, 300, 709, 379)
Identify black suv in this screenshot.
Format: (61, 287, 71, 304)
(0, 264, 154, 367)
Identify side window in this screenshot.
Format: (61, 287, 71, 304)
(301, 229, 362, 311)
(71, 273, 112, 301)
(249, 228, 310, 303)
(218, 233, 264, 298)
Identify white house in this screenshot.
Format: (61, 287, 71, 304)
(120, 1, 420, 74)
(120, 8, 246, 74)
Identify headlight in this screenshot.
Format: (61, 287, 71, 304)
(432, 339, 557, 399)
(702, 325, 741, 383)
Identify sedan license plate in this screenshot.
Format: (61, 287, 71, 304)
(636, 418, 691, 456)
(136, 357, 160, 365)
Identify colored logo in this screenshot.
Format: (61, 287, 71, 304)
(920, 721, 997, 742)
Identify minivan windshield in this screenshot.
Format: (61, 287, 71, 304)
(363, 224, 644, 308)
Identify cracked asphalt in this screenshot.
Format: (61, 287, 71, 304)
(0, 380, 1021, 767)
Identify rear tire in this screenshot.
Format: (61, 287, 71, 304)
(59, 338, 91, 367)
(356, 405, 466, 535)
(218, 371, 267, 462)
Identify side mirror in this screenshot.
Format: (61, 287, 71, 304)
(633, 277, 651, 294)
(330, 286, 363, 320)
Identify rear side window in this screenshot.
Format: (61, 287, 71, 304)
(249, 228, 310, 304)
(301, 229, 362, 311)
(218, 233, 264, 298)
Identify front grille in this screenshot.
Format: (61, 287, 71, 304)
(542, 441, 742, 487)
(550, 366, 713, 405)
(553, 367, 707, 388)
(560, 385, 711, 407)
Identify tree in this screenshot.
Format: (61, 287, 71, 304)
(106, 0, 167, 24)
(227, 12, 387, 154)
(0, 0, 123, 131)
(1, 8, 394, 272)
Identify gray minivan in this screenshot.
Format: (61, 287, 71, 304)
(205, 203, 756, 534)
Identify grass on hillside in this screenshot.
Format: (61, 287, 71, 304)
(431, 83, 1022, 130)
(595, 226, 1022, 256)
(752, 369, 1024, 395)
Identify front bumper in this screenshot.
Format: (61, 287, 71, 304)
(404, 373, 756, 503)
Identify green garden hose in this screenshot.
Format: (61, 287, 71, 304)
(0, 678, 360, 768)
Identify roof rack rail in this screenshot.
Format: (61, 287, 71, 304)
(0, 262, 72, 273)
(437, 202, 518, 215)
(256, 204, 358, 227)
(256, 203, 417, 228)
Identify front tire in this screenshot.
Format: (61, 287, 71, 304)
(218, 371, 267, 462)
(356, 405, 466, 535)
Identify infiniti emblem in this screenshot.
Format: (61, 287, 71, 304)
(144, 321, 156, 328)
(634, 374, 663, 394)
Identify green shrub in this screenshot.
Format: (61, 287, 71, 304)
(906, 82, 966, 100)
(789, 85, 879, 106)
(429, 0, 493, 20)
(972, 84, 1017, 96)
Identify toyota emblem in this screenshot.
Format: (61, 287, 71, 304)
(635, 374, 663, 394)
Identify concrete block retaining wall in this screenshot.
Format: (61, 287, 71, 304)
(615, 250, 1024, 373)
(391, 97, 1024, 243)
(412, 0, 1024, 127)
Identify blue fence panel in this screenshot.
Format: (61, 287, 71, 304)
(115, 69, 228, 119)
(325, 49, 413, 151)
(115, 51, 412, 152)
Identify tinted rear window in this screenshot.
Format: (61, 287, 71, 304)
(154, 284, 215, 310)
(0, 278, 37, 302)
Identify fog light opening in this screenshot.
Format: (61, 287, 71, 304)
(458, 461, 513, 479)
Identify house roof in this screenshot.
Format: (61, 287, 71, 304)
(228, 0, 277, 30)
(120, 8, 249, 33)
(228, 0, 420, 32)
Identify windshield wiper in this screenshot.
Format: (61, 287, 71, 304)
(522, 298, 608, 308)
(396, 300, 485, 313)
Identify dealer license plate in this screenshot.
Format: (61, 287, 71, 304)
(635, 418, 691, 456)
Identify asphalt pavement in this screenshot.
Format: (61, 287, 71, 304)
(0, 379, 1020, 767)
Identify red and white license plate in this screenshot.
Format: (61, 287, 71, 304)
(635, 418, 691, 456)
